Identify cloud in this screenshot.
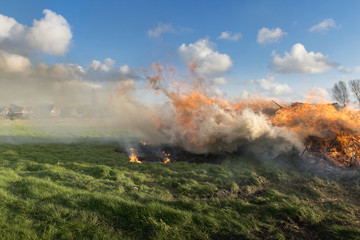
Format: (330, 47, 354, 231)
(148, 23, 175, 37)
(32, 62, 85, 81)
(337, 65, 351, 74)
(353, 66, 360, 73)
(26, 9, 72, 55)
(0, 51, 31, 72)
(270, 43, 339, 74)
(178, 39, 232, 77)
(257, 27, 286, 45)
(0, 9, 72, 56)
(0, 55, 140, 107)
(89, 58, 115, 72)
(255, 76, 293, 96)
(86, 58, 139, 82)
(0, 10, 140, 108)
(213, 77, 227, 85)
(0, 14, 24, 40)
(218, 31, 242, 41)
(309, 18, 340, 33)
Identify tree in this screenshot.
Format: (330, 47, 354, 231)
(349, 79, 360, 107)
(331, 80, 350, 108)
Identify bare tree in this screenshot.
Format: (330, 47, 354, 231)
(331, 80, 350, 108)
(349, 79, 360, 107)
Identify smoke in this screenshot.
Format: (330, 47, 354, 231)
(138, 64, 304, 158)
(0, 10, 305, 158)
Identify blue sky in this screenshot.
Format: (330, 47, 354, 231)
(1, 0, 360, 103)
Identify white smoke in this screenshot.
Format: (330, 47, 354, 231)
(152, 94, 303, 157)
(142, 65, 304, 157)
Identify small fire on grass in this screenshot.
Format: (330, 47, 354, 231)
(140, 141, 150, 146)
(129, 148, 142, 164)
(161, 151, 171, 164)
(128, 141, 171, 164)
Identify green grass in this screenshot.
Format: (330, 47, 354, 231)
(0, 120, 359, 239)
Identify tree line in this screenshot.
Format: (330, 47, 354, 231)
(332, 79, 360, 108)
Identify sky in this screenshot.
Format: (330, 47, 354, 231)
(1, 0, 360, 105)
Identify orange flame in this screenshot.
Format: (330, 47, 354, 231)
(140, 140, 150, 146)
(161, 151, 171, 164)
(146, 63, 360, 167)
(272, 103, 360, 167)
(129, 148, 142, 163)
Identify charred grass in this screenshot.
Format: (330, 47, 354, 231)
(0, 141, 359, 239)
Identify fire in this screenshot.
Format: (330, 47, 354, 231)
(272, 103, 360, 167)
(143, 63, 360, 168)
(140, 140, 150, 146)
(129, 148, 142, 163)
(168, 91, 231, 130)
(161, 151, 171, 164)
(149, 64, 303, 154)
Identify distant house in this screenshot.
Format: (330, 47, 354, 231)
(7, 105, 24, 120)
(21, 107, 33, 119)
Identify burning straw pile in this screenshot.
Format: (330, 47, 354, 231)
(123, 64, 360, 169)
(272, 102, 360, 168)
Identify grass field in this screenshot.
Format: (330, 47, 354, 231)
(0, 120, 359, 239)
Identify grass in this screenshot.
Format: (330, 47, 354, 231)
(0, 120, 359, 239)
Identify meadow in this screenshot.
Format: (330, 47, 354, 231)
(0, 120, 359, 239)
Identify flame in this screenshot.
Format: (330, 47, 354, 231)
(149, 65, 303, 154)
(272, 103, 360, 167)
(161, 151, 171, 164)
(129, 148, 142, 163)
(140, 140, 150, 146)
(142, 63, 360, 167)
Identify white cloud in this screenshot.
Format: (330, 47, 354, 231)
(0, 9, 72, 56)
(26, 9, 72, 55)
(178, 39, 232, 77)
(337, 66, 351, 74)
(218, 31, 242, 41)
(354, 66, 360, 73)
(148, 23, 175, 37)
(0, 51, 30, 72)
(89, 58, 115, 72)
(270, 43, 339, 74)
(255, 76, 293, 96)
(213, 77, 227, 85)
(33, 62, 85, 81)
(26, 58, 138, 84)
(309, 18, 340, 33)
(257, 27, 286, 45)
(119, 65, 130, 73)
(87, 58, 138, 81)
(0, 14, 24, 40)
